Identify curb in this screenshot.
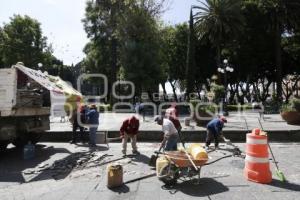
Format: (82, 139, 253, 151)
(42, 130, 300, 142)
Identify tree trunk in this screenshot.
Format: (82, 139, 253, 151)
(195, 82, 202, 100)
(169, 80, 178, 102)
(185, 9, 196, 101)
(275, 16, 282, 102)
(160, 82, 168, 101)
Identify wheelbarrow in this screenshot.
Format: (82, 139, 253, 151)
(156, 150, 208, 185)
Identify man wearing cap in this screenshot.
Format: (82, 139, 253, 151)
(120, 116, 140, 156)
(155, 116, 179, 151)
(205, 116, 227, 150)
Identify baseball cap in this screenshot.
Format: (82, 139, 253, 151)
(220, 116, 227, 123)
(154, 115, 163, 122)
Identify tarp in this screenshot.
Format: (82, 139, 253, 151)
(14, 63, 82, 116)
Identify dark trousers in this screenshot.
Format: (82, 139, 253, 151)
(164, 135, 178, 151)
(205, 130, 219, 147)
(72, 122, 84, 142)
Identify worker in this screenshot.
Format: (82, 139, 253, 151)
(165, 103, 178, 119)
(70, 105, 86, 144)
(205, 116, 227, 150)
(86, 104, 99, 147)
(120, 116, 140, 156)
(155, 116, 179, 151)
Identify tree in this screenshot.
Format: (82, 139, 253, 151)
(193, 0, 243, 69)
(160, 23, 189, 101)
(118, 2, 164, 100)
(185, 9, 197, 101)
(83, 0, 167, 102)
(0, 15, 56, 68)
(82, 0, 126, 103)
(255, 0, 300, 101)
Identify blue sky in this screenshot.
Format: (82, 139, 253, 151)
(0, 0, 200, 66)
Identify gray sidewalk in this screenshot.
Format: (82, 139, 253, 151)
(1, 142, 300, 200)
(45, 112, 300, 142)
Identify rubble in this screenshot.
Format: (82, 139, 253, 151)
(23, 151, 109, 178)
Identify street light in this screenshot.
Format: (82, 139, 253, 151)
(218, 59, 234, 116)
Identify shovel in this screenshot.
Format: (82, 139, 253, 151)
(258, 118, 286, 182)
(149, 146, 163, 167)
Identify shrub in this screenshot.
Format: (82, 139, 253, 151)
(226, 104, 252, 111)
(98, 104, 112, 112)
(291, 98, 300, 112)
(211, 83, 225, 103)
(280, 103, 295, 112)
(190, 100, 217, 115)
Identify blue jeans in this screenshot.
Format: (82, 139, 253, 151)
(206, 129, 219, 147)
(164, 135, 178, 151)
(89, 126, 98, 145)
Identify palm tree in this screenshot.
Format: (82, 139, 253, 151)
(193, 0, 243, 68)
(258, 0, 300, 101)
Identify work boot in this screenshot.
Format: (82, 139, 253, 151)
(89, 143, 96, 147)
(132, 150, 140, 155)
(69, 140, 77, 144)
(122, 150, 126, 157)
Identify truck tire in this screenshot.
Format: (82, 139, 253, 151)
(28, 132, 41, 144)
(12, 132, 41, 148)
(12, 138, 28, 148)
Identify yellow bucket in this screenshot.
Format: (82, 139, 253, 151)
(187, 144, 208, 160)
(156, 156, 169, 176)
(107, 164, 123, 188)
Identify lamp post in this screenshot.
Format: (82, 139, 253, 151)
(118, 74, 121, 102)
(217, 59, 234, 116)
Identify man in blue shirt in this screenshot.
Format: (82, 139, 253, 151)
(205, 116, 227, 150)
(86, 104, 99, 147)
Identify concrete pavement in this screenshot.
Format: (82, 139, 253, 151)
(0, 142, 300, 200)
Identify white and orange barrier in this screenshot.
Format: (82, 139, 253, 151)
(244, 128, 272, 184)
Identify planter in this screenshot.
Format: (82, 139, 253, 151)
(281, 111, 300, 125)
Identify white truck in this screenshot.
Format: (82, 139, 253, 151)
(0, 63, 81, 151)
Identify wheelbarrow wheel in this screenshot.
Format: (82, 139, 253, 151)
(159, 164, 179, 185)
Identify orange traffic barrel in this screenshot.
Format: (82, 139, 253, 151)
(244, 128, 272, 184)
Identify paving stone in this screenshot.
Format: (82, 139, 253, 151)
(1, 142, 300, 200)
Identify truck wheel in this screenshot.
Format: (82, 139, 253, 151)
(12, 138, 29, 148)
(28, 132, 41, 144)
(12, 132, 41, 148)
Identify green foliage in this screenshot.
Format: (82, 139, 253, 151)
(210, 83, 225, 103)
(98, 104, 112, 112)
(226, 104, 252, 111)
(193, 0, 244, 66)
(280, 103, 295, 112)
(83, 0, 166, 99)
(291, 98, 300, 112)
(185, 10, 196, 99)
(118, 3, 164, 94)
(0, 15, 59, 69)
(190, 100, 217, 114)
(160, 24, 188, 83)
(280, 97, 300, 112)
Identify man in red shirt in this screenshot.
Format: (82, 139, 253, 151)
(120, 116, 140, 156)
